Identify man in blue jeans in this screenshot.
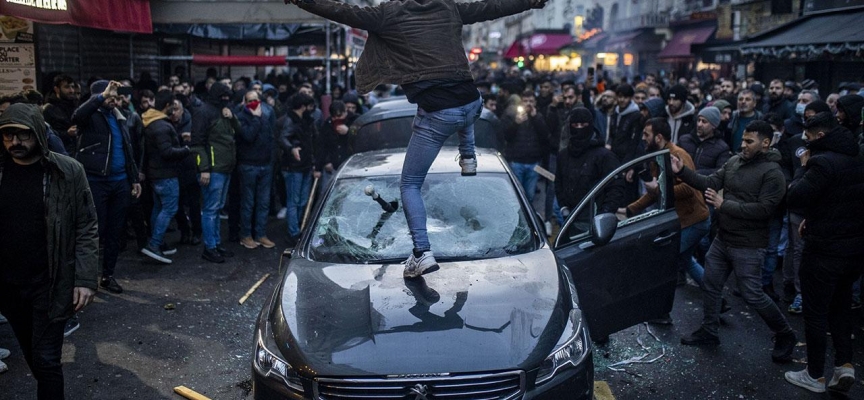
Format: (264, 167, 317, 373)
(279, 93, 319, 246)
(286, 0, 548, 278)
(235, 90, 277, 250)
(502, 90, 550, 204)
(141, 91, 191, 264)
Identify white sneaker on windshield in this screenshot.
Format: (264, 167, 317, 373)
(403, 251, 439, 278)
(458, 154, 477, 176)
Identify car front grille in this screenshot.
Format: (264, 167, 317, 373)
(314, 371, 525, 400)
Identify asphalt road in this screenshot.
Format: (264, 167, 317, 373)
(2, 212, 863, 400)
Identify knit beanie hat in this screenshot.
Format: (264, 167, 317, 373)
(698, 106, 721, 128)
(666, 84, 688, 102)
(643, 97, 666, 118)
(712, 99, 731, 111)
(90, 80, 110, 96)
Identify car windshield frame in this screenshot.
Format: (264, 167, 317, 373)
(307, 172, 539, 264)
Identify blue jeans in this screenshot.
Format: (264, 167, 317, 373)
(680, 218, 710, 288)
(150, 178, 180, 249)
(510, 161, 540, 202)
(401, 96, 482, 251)
(239, 164, 272, 239)
(283, 170, 313, 238)
(201, 172, 231, 249)
(762, 214, 784, 286)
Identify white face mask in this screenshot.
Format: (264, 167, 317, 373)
(771, 131, 782, 146)
(795, 102, 806, 116)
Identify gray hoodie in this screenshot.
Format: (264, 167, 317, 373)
(666, 101, 696, 144)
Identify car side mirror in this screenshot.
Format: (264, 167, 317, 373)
(591, 213, 618, 246)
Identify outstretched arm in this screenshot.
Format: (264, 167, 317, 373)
(457, 0, 546, 24)
(288, 0, 387, 32)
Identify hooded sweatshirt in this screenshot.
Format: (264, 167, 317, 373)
(142, 108, 191, 180)
(666, 100, 696, 144)
(0, 103, 99, 320)
(837, 94, 864, 136)
(607, 100, 642, 163)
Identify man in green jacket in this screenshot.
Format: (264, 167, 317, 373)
(0, 103, 99, 399)
(287, 0, 547, 278)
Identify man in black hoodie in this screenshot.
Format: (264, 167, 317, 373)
(783, 112, 864, 393)
(279, 93, 319, 246)
(42, 75, 79, 155)
(835, 94, 863, 138)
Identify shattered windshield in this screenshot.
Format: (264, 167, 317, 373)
(308, 173, 537, 263)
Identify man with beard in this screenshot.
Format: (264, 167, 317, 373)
(42, 75, 79, 155)
(727, 89, 762, 151)
(279, 93, 320, 247)
(674, 120, 796, 363)
(621, 118, 710, 323)
(679, 107, 731, 175)
(608, 84, 643, 202)
(765, 79, 794, 121)
(191, 82, 240, 263)
(556, 107, 623, 234)
(783, 112, 864, 394)
(594, 90, 616, 141)
(0, 103, 98, 399)
(536, 78, 555, 117)
(665, 84, 697, 144)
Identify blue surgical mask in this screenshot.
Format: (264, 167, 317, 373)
(795, 103, 806, 116)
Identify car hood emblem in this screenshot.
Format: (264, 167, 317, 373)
(410, 383, 429, 400)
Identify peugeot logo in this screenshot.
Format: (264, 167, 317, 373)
(409, 383, 429, 400)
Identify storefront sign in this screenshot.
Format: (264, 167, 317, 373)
(0, 66, 35, 94)
(0, 13, 32, 42)
(0, 13, 34, 96)
(0, 0, 152, 33)
(6, 0, 67, 11)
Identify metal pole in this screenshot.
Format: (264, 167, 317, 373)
(325, 21, 332, 94)
(129, 35, 135, 81)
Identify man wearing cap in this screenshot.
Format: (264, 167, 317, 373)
(72, 80, 142, 294)
(679, 106, 732, 175)
(764, 79, 794, 121)
(0, 103, 99, 399)
(665, 84, 697, 144)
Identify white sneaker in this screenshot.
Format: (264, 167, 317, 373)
(458, 154, 477, 176)
(403, 251, 439, 278)
(277, 207, 287, 220)
(828, 363, 855, 393)
(785, 369, 826, 393)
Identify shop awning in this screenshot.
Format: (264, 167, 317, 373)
(504, 32, 573, 58)
(149, 0, 326, 25)
(657, 26, 715, 60)
(0, 0, 152, 33)
(740, 8, 864, 58)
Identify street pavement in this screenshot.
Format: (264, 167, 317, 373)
(1, 207, 863, 399)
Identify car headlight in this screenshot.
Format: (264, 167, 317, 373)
(254, 319, 304, 394)
(535, 309, 590, 385)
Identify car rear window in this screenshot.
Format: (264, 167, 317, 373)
(308, 173, 537, 263)
(354, 117, 499, 152)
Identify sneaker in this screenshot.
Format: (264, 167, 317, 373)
(772, 331, 797, 363)
(100, 276, 123, 294)
(202, 248, 225, 263)
(763, 284, 780, 302)
(788, 294, 803, 314)
(240, 237, 259, 249)
(63, 315, 80, 337)
(216, 245, 234, 258)
(0, 359, 6, 374)
(0, 348, 9, 359)
(828, 363, 855, 393)
(219, 210, 229, 220)
(160, 243, 177, 255)
(681, 327, 720, 346)
(457, 154, 477, 176)
(277, 207, 287, 220)
(403, 250, 440, 278)
(141, 244, 173, 264)
(256, 236, 276, 249)
(785, 369, 826, 393)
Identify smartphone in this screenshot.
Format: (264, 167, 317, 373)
(638, 169, 653, 183)
(117, 86, 134, 96)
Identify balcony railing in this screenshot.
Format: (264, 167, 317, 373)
(609, 13, 669, 33)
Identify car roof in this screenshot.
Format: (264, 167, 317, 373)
(352, 97, 496, 127)
(338, 147, 505, 178)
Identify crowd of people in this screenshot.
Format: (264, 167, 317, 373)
(1, 63, 863, 395)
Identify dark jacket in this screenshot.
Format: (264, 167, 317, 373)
(315, 115, 357, 172)
(502, 110, 550, 164)
(726, 109, 763, 150)
(677, 149, 786, 248)
(775, 128, 806, 184)
(190, 101, 240, 174)
(279, 110, 317, 172)
(837, 94, 864, 137)
(174, 109, 197, 184)
(763, 98, 794, 121)
(236, 103, 277, 166)
(42, 94, 78, 153)
(0, 104, 99, 321)
(556, 129, 623, 213)
(298, 0, 538, 93)
(787, 126, 864, 256)
(71, 94, 139, 183)
(678, 132, 732, 176)
(142, 109, 191, 180)
(608, 101, 643, 163)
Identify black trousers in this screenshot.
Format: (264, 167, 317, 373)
(89, 179, 131, 278)
(800, 250, 862, 378)
(0, 282, 67, 399)
(174, 178, 202, 238)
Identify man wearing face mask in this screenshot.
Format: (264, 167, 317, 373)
(556, 107, 623, 233)
(785, 90, 820, 140)
(279, 93, 320, 247)
(236, 90, 278, 250)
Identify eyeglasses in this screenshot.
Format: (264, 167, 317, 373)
(1, 129, 32, 142)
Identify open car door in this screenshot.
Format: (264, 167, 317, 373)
(553, 150, 680, 342)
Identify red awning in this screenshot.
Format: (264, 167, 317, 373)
(657, 26, 715, 60)
(192, 55, 287, 66)
(0, 0, 152, 34)
(504, 32, 573, 58)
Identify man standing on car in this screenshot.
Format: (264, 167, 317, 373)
(0, 103, 98, 399)
(673, 120, 797, 363)
(285, 0, 548, 278)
